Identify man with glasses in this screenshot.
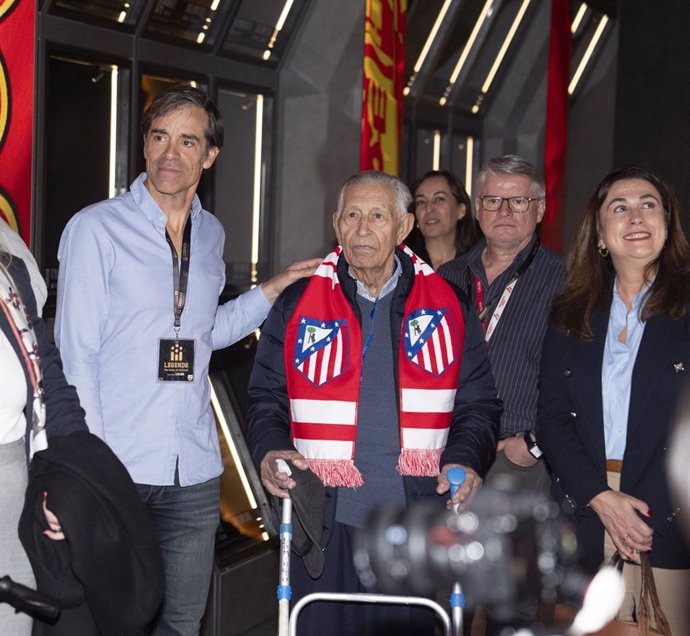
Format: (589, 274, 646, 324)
(439, 155, 565, 632)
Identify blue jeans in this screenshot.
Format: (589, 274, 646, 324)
(135, 477, 220, 636)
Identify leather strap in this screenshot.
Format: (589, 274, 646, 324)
(639, 551, 672, 635)
(607, 551, 672, 635)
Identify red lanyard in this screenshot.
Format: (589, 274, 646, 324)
(470, 239, 540, 341)
(473, 275, 486, 330)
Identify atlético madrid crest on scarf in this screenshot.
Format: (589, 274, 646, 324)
(404, 308, 456, 375)
(294, 316, 349, 386)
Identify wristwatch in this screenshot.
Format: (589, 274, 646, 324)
(524, 431, 543, 460)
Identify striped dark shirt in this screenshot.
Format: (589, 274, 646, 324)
(439, 236, 565, 437)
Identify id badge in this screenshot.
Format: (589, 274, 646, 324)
(158, 339, 195, 381)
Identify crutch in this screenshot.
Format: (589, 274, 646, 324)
(278, 467, 453, 634)
(447, 466, 467, 636)
(277, 457, 455, 636)
(276, 459, 293, 636)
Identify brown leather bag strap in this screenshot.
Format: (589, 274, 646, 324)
(639, 552, 672, 635)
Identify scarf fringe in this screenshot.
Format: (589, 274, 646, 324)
(307, 459, 365, 488)
(396, 448, 442, 477)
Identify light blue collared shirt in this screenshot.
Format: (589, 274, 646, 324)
(349, 256, 401, 362)
(350, 255, 402, 302)
(602, 280, 651, 460)
(55, 174, 270, 486)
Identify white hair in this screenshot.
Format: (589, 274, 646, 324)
(335, 171, 412, 221)
(475, 154, 546, 199)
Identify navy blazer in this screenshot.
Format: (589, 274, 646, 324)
(537, 297, 690, 570)
(0, 253, 86, 461)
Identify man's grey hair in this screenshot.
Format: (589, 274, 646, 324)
(475, 155, 546, 199)
(335, 171, 412, 221)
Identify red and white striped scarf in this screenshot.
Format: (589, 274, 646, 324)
(285, 245, 465, 487)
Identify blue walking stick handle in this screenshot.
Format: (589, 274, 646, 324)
(447, 466, 467, 629)
(447, 466, 466, 495)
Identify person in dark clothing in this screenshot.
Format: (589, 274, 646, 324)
(247, 170, 501, 636)
(439, 155, 564, 634)
(538, 166, 690, 634)
(0, 249, 87, 634)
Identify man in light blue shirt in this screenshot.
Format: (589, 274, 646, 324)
(55, 85, 318, 635)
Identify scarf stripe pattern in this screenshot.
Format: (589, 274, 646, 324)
(285, 245, 464, 487)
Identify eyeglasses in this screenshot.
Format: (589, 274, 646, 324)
(478, 195, 542, 213)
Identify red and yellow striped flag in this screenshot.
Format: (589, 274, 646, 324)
(0, 0, 35, 244)
(360, 0, 406, 176)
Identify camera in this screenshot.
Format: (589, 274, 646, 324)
(354, 476, 591, 622)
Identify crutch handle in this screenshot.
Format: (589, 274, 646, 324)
(447, 467, 466, 495)
(446, 466, 466, 636)
(276, 458, 292, 477)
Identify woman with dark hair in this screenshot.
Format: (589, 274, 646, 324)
(408, 170, 478, 269)
(537, 166, 690, 634)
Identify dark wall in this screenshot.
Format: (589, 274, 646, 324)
(44, 59, 110, 273)
(614, 1, 690, 220)
(562, 22, 618, 254)
(563, 1, 690, 253)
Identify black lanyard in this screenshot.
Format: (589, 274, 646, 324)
(165, 214, 192, 335)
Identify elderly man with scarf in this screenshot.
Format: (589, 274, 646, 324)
(247, 171, 501, 636)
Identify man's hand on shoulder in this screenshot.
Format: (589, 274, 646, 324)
(261, 257, 322, 304)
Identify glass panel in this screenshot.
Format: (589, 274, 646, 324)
(221, 0, 305, 63)
(43, 57, 125, 275)
(450, 132, 477, 198)
(408, 127, 478, 198)
(213, 89, 271, 290)
(210, 337, 275, 548)
(52, 0, 144, 26)
(414, 127, 439, 178)
(145, 0, 232, 46)
(214, 397, 268, 542)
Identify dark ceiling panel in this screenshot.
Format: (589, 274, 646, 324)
(221, 0, 309, 64)
(144, 0, 234, 46)
(50, 0, 146, 28)
(404, 0, 615, 118)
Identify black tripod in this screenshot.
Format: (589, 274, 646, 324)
(0, 575, 60, 623)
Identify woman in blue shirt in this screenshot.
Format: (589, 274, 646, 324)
(537, 166, 690, 634)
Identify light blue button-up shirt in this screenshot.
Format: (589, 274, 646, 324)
(602, 280, 650, 460)
(55, 174, 271, 486)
